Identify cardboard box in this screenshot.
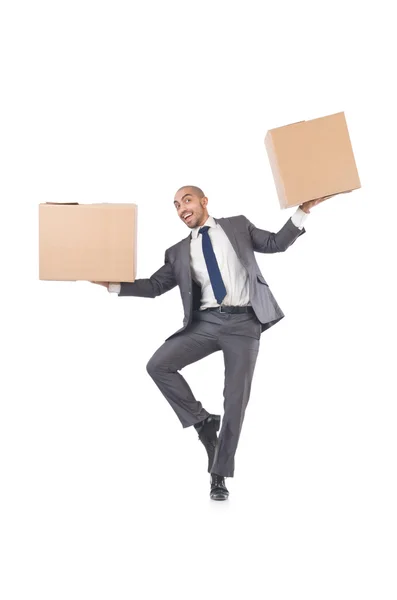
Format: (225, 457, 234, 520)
(265, 112, 361, 209)
(39, 202, 137, 282)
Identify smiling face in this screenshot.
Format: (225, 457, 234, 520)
(173, 186, 209, 229)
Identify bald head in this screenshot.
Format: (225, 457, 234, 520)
(173, 185, 209, 229)
(175, 185, 205, 198)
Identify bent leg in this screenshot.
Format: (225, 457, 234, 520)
(146, 320, 220, 427)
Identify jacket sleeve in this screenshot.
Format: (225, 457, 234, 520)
(118, 249, 177, 297)
(246, 216, 306, 253)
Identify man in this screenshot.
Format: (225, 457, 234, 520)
(92, 185, 327, 501)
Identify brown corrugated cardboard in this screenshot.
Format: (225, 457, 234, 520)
(265, 112, 361, 209)
(39, 202, 137, 282)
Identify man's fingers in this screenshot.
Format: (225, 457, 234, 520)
(306, 191, 351, 208)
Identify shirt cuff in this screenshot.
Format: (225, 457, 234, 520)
(108, 283, 121, 293)
(291, 207, 309, 230)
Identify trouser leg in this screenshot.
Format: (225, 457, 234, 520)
(211, 313, 261, 477)
(146, 318, 220, 427)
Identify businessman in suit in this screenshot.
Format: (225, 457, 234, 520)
(93, 185, 327, 500)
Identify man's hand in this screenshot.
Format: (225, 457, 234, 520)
(299, 191, 352, 214)
(299, 195, 335, 214)
(90, 281, 110, 289)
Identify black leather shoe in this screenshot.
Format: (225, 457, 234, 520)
(210, 473, 229, 501)
(194, 414, 221, 472)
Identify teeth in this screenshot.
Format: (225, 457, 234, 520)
(184, 213, 192, 219)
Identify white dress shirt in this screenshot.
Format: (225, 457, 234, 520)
(189, 215, 251, 309)
(108, 207, 308, 300)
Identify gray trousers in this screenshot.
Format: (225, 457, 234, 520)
(146, 309, 261, 477)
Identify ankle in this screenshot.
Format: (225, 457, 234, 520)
(194, 418, 205, 431)
(194, 415, 211, 431)
(211, 472, 225, 481)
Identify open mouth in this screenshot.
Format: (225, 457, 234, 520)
(183, 212, 193, 222)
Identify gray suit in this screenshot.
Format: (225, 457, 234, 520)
(119, 214, 305, 476)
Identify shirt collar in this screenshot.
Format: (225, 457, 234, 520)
(191, 215, 217, 239)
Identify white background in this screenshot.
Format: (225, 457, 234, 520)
(1, 1, 396, 598)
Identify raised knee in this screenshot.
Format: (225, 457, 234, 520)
(146, 357, 159, 377)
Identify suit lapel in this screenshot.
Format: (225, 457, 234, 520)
(179, 234, 193, 285)
(214, 217, 242, 259)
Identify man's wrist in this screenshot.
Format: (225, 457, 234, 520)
(108, 283, 121, 293)
(291, 207, 309, 229)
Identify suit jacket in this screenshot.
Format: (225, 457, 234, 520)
(119, 214, 306, 340)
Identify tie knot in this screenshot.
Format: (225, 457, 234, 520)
(199, 226, 210, 235)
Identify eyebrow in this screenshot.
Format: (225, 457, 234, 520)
(174, 194, 192, 205)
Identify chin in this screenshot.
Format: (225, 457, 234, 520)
(184, 220, 196, 228)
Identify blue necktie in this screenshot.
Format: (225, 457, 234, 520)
(199, 226, 227, 304)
